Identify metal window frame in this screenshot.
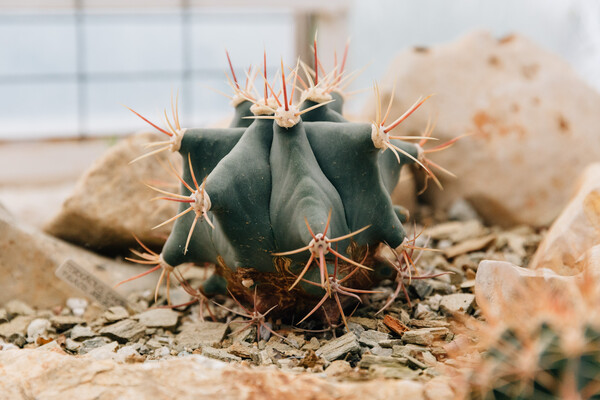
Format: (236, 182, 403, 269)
(0, 0, 348, 139)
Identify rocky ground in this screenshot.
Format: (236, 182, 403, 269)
(3, 30, 598, 399)
(0, 202, 543, 398)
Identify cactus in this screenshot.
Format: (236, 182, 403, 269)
(452, 273, 600, 399)
(120, 42, 457, 328)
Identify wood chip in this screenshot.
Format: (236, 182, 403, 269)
(383, 315, 409, 336)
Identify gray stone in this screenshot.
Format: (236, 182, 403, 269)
(65, 338, 81, 352)
(258, 349, 272, 365)
(316, 332, 360, 362)
(0, 309, 7, 323)
(230, 318, 255, 343)
(50, 315, 85, 331)
(405, 354, 428, 369)
(402, 328, 450, 346)
(359, 330, 391, 348)
(392, 344, 430, 358)
(70, 325, 95, 341)
(413, 304, 435, 319)
(379, 339, 404, 348)
(346, 322, 365, 337)
(285, 333, 305, 349)
(79, 337, 111, 354)
(104, 306, 129, 323)
(227, 342, 259, 362)
(201, 346, 242, 363)
(7, 334, 26, 347)
(0, 316, 34, 338)
(439, 293, 476, 314)
(411, 280, 434, 299)
(100, 319, 145, 343)
(85, 342, 119, 361)
(370, 346, 393, 357)
(176, 322, 228, 351)
(5, 300, 35, 317)
(359, 354, 408, 369)
(347, 317, 378, 330)
(448, 199, 480, 221)
(301, 336, 320, 351)
(135, 309, 179, 329)
(409, 319, 450, 328)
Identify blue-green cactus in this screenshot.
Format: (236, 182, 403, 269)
(122, 47, 451, 326)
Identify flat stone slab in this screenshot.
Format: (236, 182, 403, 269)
(402, 328, 450, 346)
(439, 293, 476, 314)
(0, 316, 34, 338)
(135, 309, 179, 329)
(176, 322, 228, 351)
(316, 332, 360, 362)
(99, 319, 145, 343)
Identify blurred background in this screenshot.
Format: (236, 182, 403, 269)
(1, 0, 599, 140)
(1, 0, 600, 227)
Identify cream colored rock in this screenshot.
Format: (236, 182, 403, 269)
(45, 132, 180, 252)
(530, 163, 600, 275)
(367, 31, 600, 227)
(0, 202, 155, 308)
(0, 349, 428, 400)
(475, 260, 579, 314)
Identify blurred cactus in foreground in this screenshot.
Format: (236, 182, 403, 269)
(451, 270, 600, 399)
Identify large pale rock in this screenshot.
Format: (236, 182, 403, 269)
(530, 163, 600, 275)
(0, 202, 155, 308)
(475, 260, 579, 314)
(368, 31, 600, 227)
(0, 349, 428, 400)
(45, 132, 180, 252)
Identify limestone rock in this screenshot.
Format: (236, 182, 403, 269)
(316, 332, 360, 362)
(44, 132, 180, 253)
(401, 328, 450, 346)
(439, 293, 475, 314)
(475, 260, 579, 315)
(135, 308, 179, 329)
(176, 321, 228, 351)
(50, 315, 85, 331)
(0, 200, 157, 308)
(530, 163, 600, 275)
(99, 319, 145, 343)
(0, 316, 34, 338)
(104, 306, 130, 323)
(70, 325, 95, 341)
(5, 300, 35, 317)
(368, 31, 600, 227)
(0, 349, 428, 400)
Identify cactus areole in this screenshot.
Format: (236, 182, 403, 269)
(125, 46, 454, 326)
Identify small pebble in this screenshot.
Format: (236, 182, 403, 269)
(26, 318, 51, 343)
(66, 298, 88, 317)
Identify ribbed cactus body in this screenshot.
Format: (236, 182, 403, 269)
(157, 98, 418, 315)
